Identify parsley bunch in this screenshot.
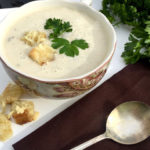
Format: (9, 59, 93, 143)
(44, 18, 89, 57)
(101, 0, 150, 64)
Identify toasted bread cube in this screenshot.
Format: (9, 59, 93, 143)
(1, 84, 24, 105)
(11, 100, 39, 125)
(0, 113, 13, 141)
(21, 31, 46, 46)
(0, 83, 24, 114)
(29, 43, 55, 65)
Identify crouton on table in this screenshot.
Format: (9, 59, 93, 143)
(11, 100, 39, 125)
(0, 113, 13, 141)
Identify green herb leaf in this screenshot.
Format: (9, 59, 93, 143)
(121, 34, 145, 64)
(131, 27, 147, 39)
(52, 38, 69, 49)
(59, 46, 67, 54)
(72, 45, 79, 55)
(121, 39, 141, 64)
(64, 45, 75, 57)
(44, 18, 72, 39)
(51, 38, 88, 57)
(71, 39, 89, 49)
(145, 21, 150, 35)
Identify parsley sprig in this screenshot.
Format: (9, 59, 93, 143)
(44, 18, 89, 57)
(52, 38, 89, 57)
(44, 18, 72, 39)
(101, 0, 150, 64)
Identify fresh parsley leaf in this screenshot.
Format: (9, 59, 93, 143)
(71, 39, 89, 49)
(131, 27, 147, 39)
(59, 45, 67, 54)
(44, 18, 72, 39)
(121, 34, 142, 64)
(51, 38, 89, 57)
(145, 21, 150, 35)
(72, 45, 79, 55)
(64, 45, 75, 57)
(52, 38, 69, 49)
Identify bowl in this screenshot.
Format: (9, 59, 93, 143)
(0, 0, 116, 98)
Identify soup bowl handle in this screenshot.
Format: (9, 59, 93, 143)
(80, 0, 93, 6)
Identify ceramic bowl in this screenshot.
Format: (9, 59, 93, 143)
(0, 0, 116, 98)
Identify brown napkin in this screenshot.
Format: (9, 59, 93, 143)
(13, 62, 150, 150)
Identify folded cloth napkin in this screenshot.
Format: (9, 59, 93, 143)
(13, 62, 150, 150)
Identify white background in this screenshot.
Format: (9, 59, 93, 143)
(0, 0, 129, 149)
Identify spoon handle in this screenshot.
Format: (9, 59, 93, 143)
(71, 133, 108, 150)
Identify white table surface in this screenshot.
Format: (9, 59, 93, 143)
(0, 0, 129, 149)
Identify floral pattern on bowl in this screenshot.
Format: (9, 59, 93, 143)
(53, 68, 107, 98)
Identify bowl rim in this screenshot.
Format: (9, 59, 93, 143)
(0, 0, 117, 83)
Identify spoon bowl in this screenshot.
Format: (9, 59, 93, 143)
(72, 101, 150, 150)
(106, 101, 150, 144)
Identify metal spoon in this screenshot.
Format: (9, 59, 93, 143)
(71, 101, 150, 150)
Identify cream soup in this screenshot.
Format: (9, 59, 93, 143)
(4, 6, 110, 79)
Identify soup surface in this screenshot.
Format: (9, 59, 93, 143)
(4, 5, 110, 79)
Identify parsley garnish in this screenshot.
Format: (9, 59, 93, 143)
(101, 0, 150, 64)
(44, 18, 89, 57)
(44, 18, 72, 39)
(52, 38, 89, 57)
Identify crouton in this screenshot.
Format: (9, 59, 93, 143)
(0, 84, 24, 113)
(11, 100, 39, 125)
(29, 43, 55, 65)
(1, 84, 24, 104)
(21, 31, 46, 46)
(0, 113, 13, 141)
